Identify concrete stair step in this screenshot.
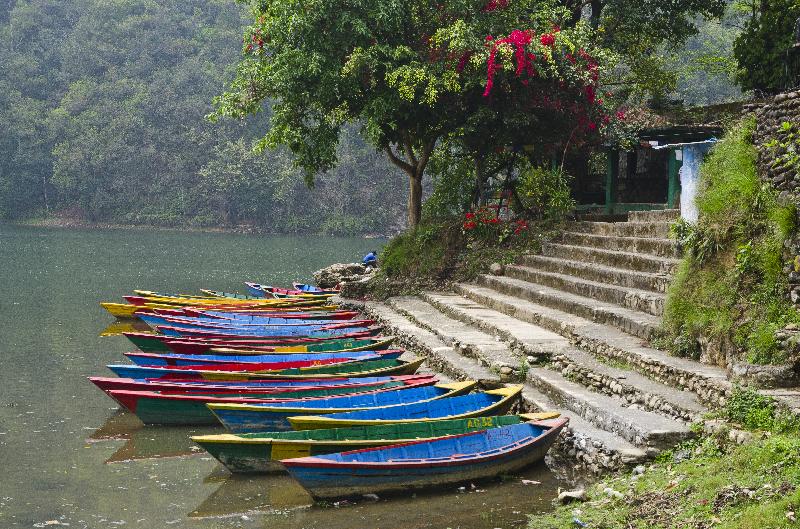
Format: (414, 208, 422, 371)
(570, 221, 672, 239)
(519, 254, 670, 294)
(560, 232, 680, 259)
(419, 291, 704, 422)
(385, 296, 693, 450)
(552, 348, 706, 421)
(527, 366, 694, 449)
(455, 282, 731, 406)
(343, 297, 649, 468)
(475, 275, 661, 341)
(542, 242, 680, 275)
(629, 209, 680, 222)
(419, 291, 571, 358)
(505, 264, 666, 317)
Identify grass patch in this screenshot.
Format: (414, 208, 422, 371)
(534, 433, 800, 529)
(662, 118, 799, 365)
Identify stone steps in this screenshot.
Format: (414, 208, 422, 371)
(455, 282, 731, 406)
(375, 296, 693, 450)
(342, 298, 649, 470)
(570, 220, 672, 239)
(541, 242, 680, 275)
(527, 367, 692, 449)
(418, 291, 570, 359)
(475, 274, 660, 340)
(505, 264, 666, 317)
(560, 231, 680, 259)
(421, 291, 705, 423)
(629, 209, 680, 222)
(519, 254, 670, 294)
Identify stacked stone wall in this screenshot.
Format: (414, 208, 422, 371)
(748, 90, 800, 196)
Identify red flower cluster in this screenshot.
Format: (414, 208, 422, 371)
(484, 29, 536, 96)
(513, 219, 529, 235)
(539, 33, 555, 47)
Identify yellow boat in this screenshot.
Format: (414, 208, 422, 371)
(287, 385, 523, 430)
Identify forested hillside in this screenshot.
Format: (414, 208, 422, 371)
(0, 0, 747, 234)
(0, 0, 407, 234)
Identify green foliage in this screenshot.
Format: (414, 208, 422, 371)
(0, 0, 406, 234)
(734, 0, 800, 93)
(536, 432, 800, 529)
(514, 165, 576, 221)
(724, 386, 800, 433)
(663, 118, 799, 365)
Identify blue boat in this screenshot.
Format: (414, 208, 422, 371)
(138, 314, 351, 329)
(287, 385, 523, 430)
(106, 356, 423, 381)
(156, 324, 373, 338)
(282, 418, 568, 499)
(207, 381, 477, 433)
(245, 282, 271, 298)
(123, 349, 402, 366)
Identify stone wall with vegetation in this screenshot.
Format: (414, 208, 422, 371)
(661, 116, 799, 385)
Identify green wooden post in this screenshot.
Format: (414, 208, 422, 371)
(605, 149, 619, 214)
(667, 148, 682, 209)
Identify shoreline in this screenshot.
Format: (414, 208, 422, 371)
(5, 218, 392, 239)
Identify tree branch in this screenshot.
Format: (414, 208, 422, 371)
(384, 145, 414, 175)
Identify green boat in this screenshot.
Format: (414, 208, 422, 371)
(122, 333, 392, 354)
(192, 412, 560, 473)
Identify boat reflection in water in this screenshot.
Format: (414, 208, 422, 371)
(189, 470, 312, 518)
(99, 319, 152, 337)
(87, 410, 219, 463)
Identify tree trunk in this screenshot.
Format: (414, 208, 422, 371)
(407, 171, 422, 228)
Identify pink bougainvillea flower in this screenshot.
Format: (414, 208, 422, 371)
(465, 212, 475, 219)
(540, 33, 555, 47)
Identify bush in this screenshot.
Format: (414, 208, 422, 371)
(662, 118, 799, 365)
(514, 165, 575, 221)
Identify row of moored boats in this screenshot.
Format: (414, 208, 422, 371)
(93, 283, 568, 500)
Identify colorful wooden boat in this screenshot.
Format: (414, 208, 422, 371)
(282, 417, 568, 499)
(106, 377, 442, 425)
(122, 332, 389, 354)
(88, 374, 437, 394)
(155, 324, 379, 339)
(293, 283, 339, 293)
(192, 412, 560, 473)
(123, 349, 403, 367)
(288, 385, 523, 430)
(138, 313, 372, 330)
(107, 356, 424, 381)
(191, 309, 359, 321)
(200, 289, 258, 299)
(207, 381, 476, 433)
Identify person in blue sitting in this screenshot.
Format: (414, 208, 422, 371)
(362, 251, 377, 267)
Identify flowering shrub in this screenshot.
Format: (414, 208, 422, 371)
(480, 25, 620, 136)
(462, 206, 529, 243)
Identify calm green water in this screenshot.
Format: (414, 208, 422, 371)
(0, 225, 561, 529)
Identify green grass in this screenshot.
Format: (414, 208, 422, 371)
(662, 118, 799, 365)
(534, 433, 800, 529)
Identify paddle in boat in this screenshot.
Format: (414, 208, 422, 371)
(281, 417, 569, 499)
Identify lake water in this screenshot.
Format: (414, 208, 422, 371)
(0, 225, 562, 529)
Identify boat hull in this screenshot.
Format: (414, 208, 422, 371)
(283, 419, 567, 499)
(193, 413, 559, 473)
(208, 381, 476, 433)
